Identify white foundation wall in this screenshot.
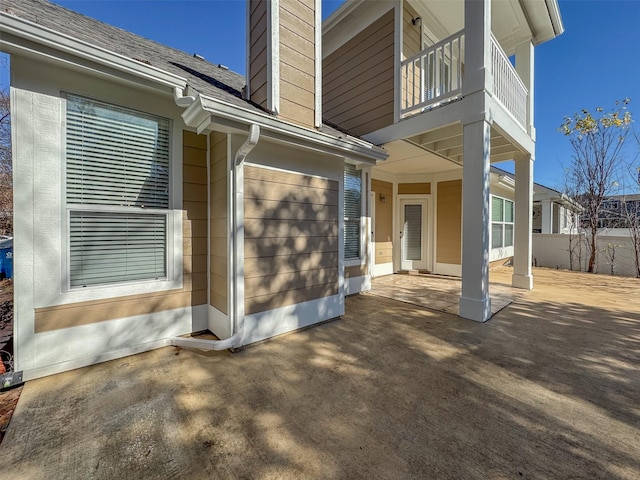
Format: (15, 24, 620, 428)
(11, 57, 195, 379)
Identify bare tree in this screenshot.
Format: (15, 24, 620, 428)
(559, 100, 632, 273)
(624, 130, 640, 277)
(561, 168, 585, 271)
(0, 88, 11, 235)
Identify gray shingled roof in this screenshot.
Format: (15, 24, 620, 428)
(3, 0, 261, 110)
(2, 0, 352, 139)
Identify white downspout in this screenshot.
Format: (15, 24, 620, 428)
(169, 124, 260, 351)
(173, 86, 195, 107)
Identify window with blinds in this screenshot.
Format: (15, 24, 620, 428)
(344, 164, 361, 260)
(491, 195, 514, 249)
(65, 94, 170, 288)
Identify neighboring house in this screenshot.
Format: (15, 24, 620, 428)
(530, 182, 581, 234)
(532, 188, 580, 235)
(1, 0, 563, 380)
(488, 167, 581, 234)
(593, 194, 640, 229)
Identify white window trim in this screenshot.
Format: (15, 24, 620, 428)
(490, 194, 515, 254)
(344, 164, 363, 265)
(58, 93, 183, 303)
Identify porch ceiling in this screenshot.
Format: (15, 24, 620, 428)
(411, 0, 561, 54)
(377, 124, 526, 175)
(375, 139, 459, 175)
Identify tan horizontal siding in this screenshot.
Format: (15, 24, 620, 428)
(249, 0, 268, 109)
(34, 290, 192, 333)
(374, 241, 393, 265)
(280, 24, 314, 60)
(210, 131, 228, 313)
(437, 180, 462, 264)
(281, 79, 315, 109)
(245, 166, 337, 190)
(323, 65, 395, 120)
(245, 236, 338, 259)
(245, 199, 339, 222)
(398, 183, 431, 195)
(323, 9, 394, 136)
(373, 179, 394, 265)
(279, 6, 314, 43)
(246, 284, 338, 316)
(244, 165, 339, 314)
(403, 3, 421, 58)
(402, 2, 422, 110)
(183, 131, 208, 303)
(278, 0, 316, 128)
(281, 0, 314, 26)
(244, 252, 340, 279)
(280, 62, 315, 93)
(246, 267, 339, 297)
(345, 264, 368, 279)
(245, 218, 338, 239)
(245, 177, 338, 205)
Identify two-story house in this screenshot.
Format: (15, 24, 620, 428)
(2, 0, 563, 380)
(322, 0, 563, 321)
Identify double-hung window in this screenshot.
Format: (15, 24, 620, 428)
(65, 94, 170, 288)
(343, 164, 361, 261)
(491, 196, 514, 249)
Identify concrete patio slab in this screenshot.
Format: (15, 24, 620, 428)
(1, 267, 639, 479)
(368, 269, 525, 315)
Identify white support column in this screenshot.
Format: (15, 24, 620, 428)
(463, 0, 492, 96)
(515, 40, 535, 138)
(512, 155, 534, 290)
(459, 118, 492, 322)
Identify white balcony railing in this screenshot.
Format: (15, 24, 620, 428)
(400, 29, 465, 117)
(490, 33, 527, 128)
(399, 31, 529, 130)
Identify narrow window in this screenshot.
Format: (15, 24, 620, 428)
(343, 164, 361, 260)
(491, 196, 514, 249)
(65, 94, 170, 288)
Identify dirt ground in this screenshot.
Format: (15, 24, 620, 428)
(0, 267, 639, 479)
(0, 278, 20, 445)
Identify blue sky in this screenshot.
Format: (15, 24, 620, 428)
(2, 0, 639, 190)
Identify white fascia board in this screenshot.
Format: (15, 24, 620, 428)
(0, 12, 187, 90)
(187, 94, 388, 164)
(545, 0, 565, 37)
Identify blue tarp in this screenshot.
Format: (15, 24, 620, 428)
(0, 238, 13, 279)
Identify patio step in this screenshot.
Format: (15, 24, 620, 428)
(398, 269, 431, 275)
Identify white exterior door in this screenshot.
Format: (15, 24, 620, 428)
(400, 199, 428, 270)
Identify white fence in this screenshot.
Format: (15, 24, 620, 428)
(532, 233, 639, 277)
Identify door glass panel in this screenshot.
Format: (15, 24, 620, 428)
(403, 204, 422, 261)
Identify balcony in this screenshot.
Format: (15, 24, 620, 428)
(400, 29, 528, 130)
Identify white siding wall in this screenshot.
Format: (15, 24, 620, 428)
(11, 57, 192, 379)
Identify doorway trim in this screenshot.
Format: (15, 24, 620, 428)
(395, 194, 433, 273)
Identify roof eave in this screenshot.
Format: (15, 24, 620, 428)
(184, 94, 388, 165)
(0, 11, 188, 90)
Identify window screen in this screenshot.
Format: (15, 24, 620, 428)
(344, 164, 361, 260)
(66, 94, 170, 287)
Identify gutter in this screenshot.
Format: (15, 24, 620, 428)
(0, 12, 188, 90)
(183, 94, 388, 165)
(168, 120, 261, 351)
